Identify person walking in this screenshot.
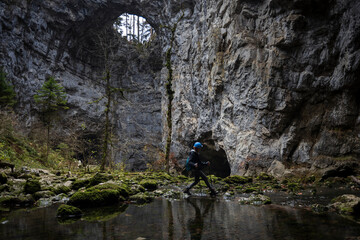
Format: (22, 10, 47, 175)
(184, 142, 217, 196)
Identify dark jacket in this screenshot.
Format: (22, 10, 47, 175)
(188, 149, 208, 170)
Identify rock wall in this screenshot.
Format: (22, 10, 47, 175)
(170, 0, 360, 176)
(1, 0, 359, 176)
(0, 0, 165, 170)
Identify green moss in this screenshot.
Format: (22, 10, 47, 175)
(0, 184, 10, 192)
(224, 175, 252, 184)
(339, 206, 354, 215)
(53, 185, 71, 195)
(239, 194, 271, 205)
(87, 172, 113, 187)
(71, 179, 90, 190)
(33, 190, 55, 200)
(256, 172, 273, 181)
(24, 179, 41, 194)
(244, 187, 258, 193)
(68, 183, 129, 207)
(57, 204, 82, 218)
(129, 192, 154, 204)
(139, 179, 158, 191)
(0, 194, 34, 206)
(0, 172, 7, 184)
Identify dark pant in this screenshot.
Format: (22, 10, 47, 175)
(187, 170, 213, 191)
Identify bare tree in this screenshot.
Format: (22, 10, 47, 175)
(89, 28, 128, 171)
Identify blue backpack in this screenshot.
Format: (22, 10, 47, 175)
(185, 150, 195, 171)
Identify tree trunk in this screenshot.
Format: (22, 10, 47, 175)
(137, 16, 140, 42)
(101, 70, 111, 172)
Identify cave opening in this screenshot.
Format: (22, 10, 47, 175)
(198, 140, 231, 178)
(113, 13, 155, 43)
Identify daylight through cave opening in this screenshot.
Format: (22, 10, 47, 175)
(113, 13, 155, 43)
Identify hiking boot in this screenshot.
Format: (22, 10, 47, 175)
(183, 188, 192, 195)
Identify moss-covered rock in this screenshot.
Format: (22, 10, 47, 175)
(239, 194, 271, 205)
(224, 175, 252, 184)
(129, 192, 154, 204)
(256, 172, 273, 181)
(0, 172, 7, 184)
(67, 183, 129, 207)
(87, 173, 113, 188)
(53, 185, 71, 195)
(33, 190, 56, 200)
(57, 204, 82, 218)
(0, 184, 10, 192)
(139, 179, 158, 191)
(244, 187, 259, 193)
(71, 179, 90, 190)
(24, 179, 41, 194)
(0, 194, 34, 206)
(311, 204, 329, 213)
(330, 194, 360, 216)
(286, 182, 302, 192)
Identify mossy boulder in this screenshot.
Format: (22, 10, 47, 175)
(139, 179, 158, 191)
(129, 192, 154, 204)
(0, 172, 7, 184)
(87, 173, 113, 187)
(224, 175, 252, 184)
(0, 194, 34, 206)
(33, 190, 56, 200)
(24, 179, 41, 194)
(71, 179, 90, 190)
(0, 184, 10, 192)
(54, 185, 71, 195)
(57, 204, 82, 218)
(67, 183, 129, 207)
(330, 194, 360, 216)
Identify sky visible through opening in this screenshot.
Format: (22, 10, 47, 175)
(113, 13, 154, 43)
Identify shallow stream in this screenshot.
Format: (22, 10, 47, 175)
(1, 196, 360, 240)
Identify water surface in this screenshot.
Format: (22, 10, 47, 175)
(1, 197, 359, 240)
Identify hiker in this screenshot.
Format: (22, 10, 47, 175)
(184, 142, 217, 196)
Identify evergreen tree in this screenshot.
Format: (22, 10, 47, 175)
(34, 76, 68, 159)
(0, 68, 16, 108)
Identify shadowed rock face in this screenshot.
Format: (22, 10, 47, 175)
(0, 0, 167, 170)
(1, 0, 360, 175)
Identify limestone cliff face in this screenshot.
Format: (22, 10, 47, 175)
(1, 0, 359, 176)
(170, 0, 360, 176)
(0, 0, 165, 170)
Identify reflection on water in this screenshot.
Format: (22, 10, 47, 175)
(1, 198, 360, 240)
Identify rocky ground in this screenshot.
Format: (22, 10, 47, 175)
(0, 167, 360, 223)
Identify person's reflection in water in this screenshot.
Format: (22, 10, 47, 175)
(187, 198, 214, 240)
